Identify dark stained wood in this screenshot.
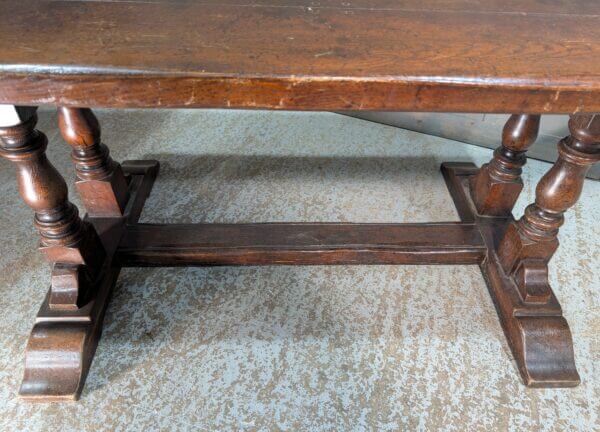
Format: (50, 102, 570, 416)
(116, 222, 486, 267)
(1, 0, 599, 401)
(58, 107, 129, 217)
(0, 110, 86, 256)
(439, 162, 477, 223)
(0, 109, 105, 310)
(498, 114, 600, 304)
(20, 160, 159, 402)
(0, 0, 599, 112)
(470, 115, 541, 216)
(442, 162, 580, 387)
(6, 109, 597, 399)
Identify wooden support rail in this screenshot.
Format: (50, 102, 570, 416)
(116, 222, 486, 267)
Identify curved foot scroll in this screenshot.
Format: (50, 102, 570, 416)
(19, 160, 159, 401)
(482, 241, 581, 388)
(442, 162, 581, 388)
(20, 321, 104, 401)
(512, 316, 579, 387)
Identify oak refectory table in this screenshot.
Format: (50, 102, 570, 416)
(0, 0, 599, 401)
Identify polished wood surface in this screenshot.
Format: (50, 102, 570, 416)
(20, 160, 159, 401)
(442, 162, 579, 387)
(0, 0, 599, 112)
(0, 109, 105, 310)
(1, 107, 598, 399)
(470, 114, 541, 216)
(498, 114, 600, 303)
(58, 107, 129, 217)
(117, 222, 486, 266)
(1, 0, 599, 402)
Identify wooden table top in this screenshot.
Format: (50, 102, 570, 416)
(0, 0, 599, 112)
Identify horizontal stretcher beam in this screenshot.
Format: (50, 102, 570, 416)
(116, 222, 486, 267)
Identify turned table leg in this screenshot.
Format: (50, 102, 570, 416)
(58, 107, 129, 217)
(470, 114, 541, 216)
(0, 106, 159, 401)
(492, 113, 599, 386)
(0, 106, 104, 310)
(441, 113, 599, 387)
(499, 114, 600, 297)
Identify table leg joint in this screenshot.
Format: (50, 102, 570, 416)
(442, 161, 580, 387)
(19, 160, 159, 402)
